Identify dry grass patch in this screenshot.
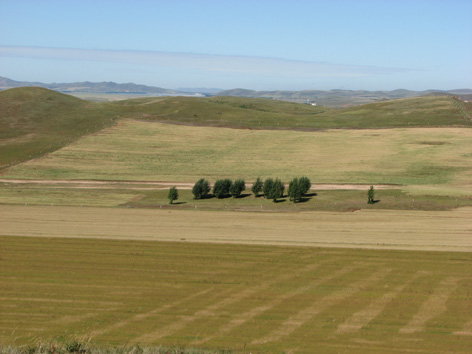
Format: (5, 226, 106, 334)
(1, 205, 471, 252)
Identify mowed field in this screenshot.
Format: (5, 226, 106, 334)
(1, 235, 472, 354)
(2, 119, 472, 196)
(1, 205, 472, 252)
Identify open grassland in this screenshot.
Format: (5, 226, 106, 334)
(112, 95, 472, 130)
(1, 235, 471, 354)
(1, 88, 471, 170)
(1, 205, 471, 252)
(3, 120, 471, 196)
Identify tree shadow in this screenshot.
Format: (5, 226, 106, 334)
(273, 199, 287, 203)
(234, 193, 252, 199)
(368, 200, 381, 204)
(171, 201, 187, 205)
(304, 192, 317, 197)
(199, 194, 215, 200)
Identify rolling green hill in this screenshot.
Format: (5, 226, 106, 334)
(0, 87, 118, 169)
(1, 87, 471, 169)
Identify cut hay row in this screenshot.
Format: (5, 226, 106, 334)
(1, 236, 471, 353)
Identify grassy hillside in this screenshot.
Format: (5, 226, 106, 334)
(1, 88, 471, 170)
(111, 95, 330, 129)
(112, 95, 471, 130)
(0, 87, 117, 169)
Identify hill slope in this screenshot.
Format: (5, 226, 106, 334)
(0, 87, 117, 169)
(0, 76, 175, 94)
(110, 94, 471, 130)
(1, 87, 471, 169)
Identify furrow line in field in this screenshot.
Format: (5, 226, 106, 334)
(89, 288, 214, 337)
(336, 270, 427, 334)
(251, 267, 392, 345)
(192, 263, 361, 345)
(134, 259, 333, 343)
(399, 276, 459, 334)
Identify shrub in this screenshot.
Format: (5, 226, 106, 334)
(192, 178, 210, 199)
(64, 340, 86, 353)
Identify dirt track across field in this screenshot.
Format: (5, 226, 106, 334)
(0, 179, 400, 191)
(1, 205, 470, 252)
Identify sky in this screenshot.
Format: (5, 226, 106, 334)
(0, 0, 471, 91)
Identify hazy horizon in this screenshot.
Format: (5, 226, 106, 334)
(1, 0, 471, 91)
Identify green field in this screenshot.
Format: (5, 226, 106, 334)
(1, 236, 471, 354)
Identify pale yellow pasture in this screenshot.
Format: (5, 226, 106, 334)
(1, 205, 471, 252)
(4, 121, 472, 195)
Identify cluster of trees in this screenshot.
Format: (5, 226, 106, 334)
(287, 176, 312, 203)
(190, 178, 246, 200)
(213, 178, 246, 198)
(168, 179, 377, 205)
(188, 176, 312, 203)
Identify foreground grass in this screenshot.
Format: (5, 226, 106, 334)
(0, 342, 233, 354)
(1, 236, 471, 354)
(3, 120, 472, 196)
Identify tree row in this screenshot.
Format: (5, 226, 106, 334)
(168, 176, 312, 204)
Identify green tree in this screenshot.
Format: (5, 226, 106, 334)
(288, 177, 302, 203)
(213, 179, 233, 199)
(299, 176, 311, 196)
(230, 179, 246, 198)
(251, 177, 263, 197)
(192, 178, 210, 200)
(263, 178, 274, 198)
(266, 178, 285, 202)
(167, 186, 178, 204)
(368, 185, 375, 204)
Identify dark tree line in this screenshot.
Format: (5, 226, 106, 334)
(190, 176, 311, 203)
(172, 178, 377, 206)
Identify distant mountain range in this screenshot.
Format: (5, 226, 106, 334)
(1, 76, 470, 107)
(0, 76, 177, 94)
(214, 88, 472, 107)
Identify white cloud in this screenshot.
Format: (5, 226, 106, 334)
(0, 45, 410, 81)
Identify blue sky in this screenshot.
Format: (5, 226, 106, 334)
(1, 0, 471, 91)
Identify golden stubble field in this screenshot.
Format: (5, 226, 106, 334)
(1, 205, 471, 252)
(1, 234, 471, 354)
